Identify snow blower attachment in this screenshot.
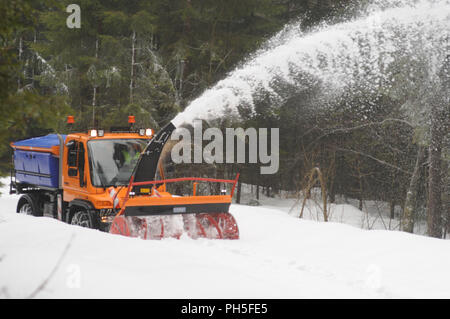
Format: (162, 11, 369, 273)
(109, 122, 240, 240)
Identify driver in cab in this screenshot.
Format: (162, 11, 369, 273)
(114, 143, 142, 169)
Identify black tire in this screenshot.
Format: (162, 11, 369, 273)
(17, 194, 42, 217)
(70, 209, 94, 229)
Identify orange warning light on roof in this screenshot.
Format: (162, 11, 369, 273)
(67, 116, 75, 124)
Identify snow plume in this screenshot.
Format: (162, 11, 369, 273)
(171, 0, 449, 127)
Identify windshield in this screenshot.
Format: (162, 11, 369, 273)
(87, 139, 148, 187)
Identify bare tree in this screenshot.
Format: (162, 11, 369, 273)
(402, 145, 425, 233)
(130, 30, 136, 104)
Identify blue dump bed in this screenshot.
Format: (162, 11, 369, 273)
(12, 134, 66, 189)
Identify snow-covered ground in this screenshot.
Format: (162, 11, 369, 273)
(0, 178, 449, 299)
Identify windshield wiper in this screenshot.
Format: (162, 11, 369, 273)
(95, 163, 108, 189)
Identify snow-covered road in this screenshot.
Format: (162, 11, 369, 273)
(0, 182, 449, 299)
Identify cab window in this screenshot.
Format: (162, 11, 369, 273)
(67, 140, 79, 167)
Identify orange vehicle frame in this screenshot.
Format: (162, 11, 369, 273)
(12, 130, 239, 227)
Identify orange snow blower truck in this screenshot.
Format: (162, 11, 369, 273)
(10, 117, 239, 239)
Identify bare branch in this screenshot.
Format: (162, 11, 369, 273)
(308, 118, 415, 149)
(335, 147, 412, 176)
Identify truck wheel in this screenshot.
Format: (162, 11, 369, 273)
(17, 194, 42, 217)
(70, 209, 94, 228)
(18, 202, 33, 215)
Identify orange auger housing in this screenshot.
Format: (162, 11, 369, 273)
(110, 175, 240, 239)
(10, 118, 240, 240)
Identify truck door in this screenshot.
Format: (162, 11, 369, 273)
(64, 139, 87, 193)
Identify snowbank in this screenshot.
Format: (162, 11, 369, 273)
(0, 180, 449, 298)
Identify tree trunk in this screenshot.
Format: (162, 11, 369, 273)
(236, 180, 241, 204)
(176, 59, 185, 105)
(357, 159, 364, 211)
(442, 159, 450, 238)
(31, 31, 37, 88)
(92, 37, 99, 126)
(390, 201, 395, 220)
(390, 168, 398, 220)
(130, 30, 136, 104)
(17, 36, 23, 90)
(256, 179, 259, 200)
(427, 103, 443, 238)
(328, 174, 336, 203)
(402, 145, 425, 233)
